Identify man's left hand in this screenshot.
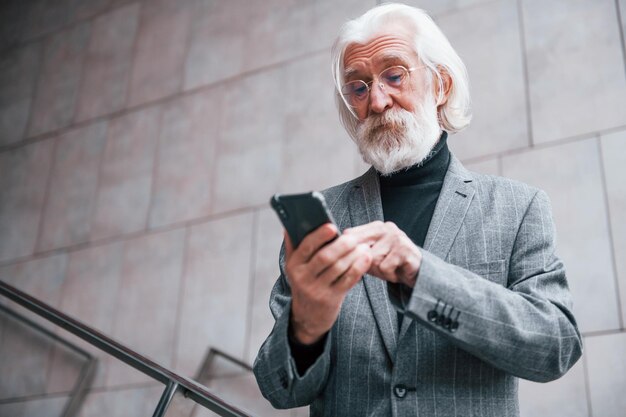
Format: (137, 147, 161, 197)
(344, 221, 421, 287)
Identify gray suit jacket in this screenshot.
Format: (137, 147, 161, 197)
(253, 156, 582, 417)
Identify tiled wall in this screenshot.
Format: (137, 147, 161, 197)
(0, 0, 624, 416)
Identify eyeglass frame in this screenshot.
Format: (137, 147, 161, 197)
(340, 65, 426, 109)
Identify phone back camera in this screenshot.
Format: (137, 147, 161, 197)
(277, 205, 289, 220)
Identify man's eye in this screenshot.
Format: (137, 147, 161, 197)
(385, 73, 403, 86)
(353, 85, 368, 97)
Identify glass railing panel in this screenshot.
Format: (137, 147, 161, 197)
(75, 383, 165, 416)
(0, 395, 69, 417)
(0, 305, 94, 417)
(164, 349, 307, 417)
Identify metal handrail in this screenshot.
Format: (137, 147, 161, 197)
(0, 280, 251, 417)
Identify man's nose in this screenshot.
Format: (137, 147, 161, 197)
(368, 82, 393, 114)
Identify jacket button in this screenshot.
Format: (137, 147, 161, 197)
(450, 321, 459, 332)
(427, 310, 438, 322)
(393, 385, 407, 398)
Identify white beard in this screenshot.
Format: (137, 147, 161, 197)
(354, 92, 441, 176)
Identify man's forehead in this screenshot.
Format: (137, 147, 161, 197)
(343, 34, 417, 76)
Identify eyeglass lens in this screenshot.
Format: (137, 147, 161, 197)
(342, 66, 410, 105)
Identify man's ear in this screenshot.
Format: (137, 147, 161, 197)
(434, 67, 452, 106)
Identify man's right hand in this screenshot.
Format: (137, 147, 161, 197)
(285, 224, 372, 345)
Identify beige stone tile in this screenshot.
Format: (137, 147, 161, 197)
(0, 139, 54, 262)
(105, 228, 185, 386)
(27, 22, 91, 137)
(0, 0, 28, 51)
(519, 356, 589, 417)
(0, 253, 68, 329)
(0, 42, 41, 146)
(127, 0, 191, 107)
(247, 209, 284, 363)
(585, 332, 626, 417)
(20, 0, 73, 41)
(183, 0, 375, 90)
(174, 212, 253, 378)
(280, 54, 359, 193)
(502, 138, 620, 333)
(75, 3, 140, 122)
(212, 69, 285, 213)
(522, 0, 626, 144)
(438, 0, 529, 160)
(91, 105, 160, 240)
(149, 89, 219, 228)
(600, 129, 626, 326)
(38, 122, 108, 252)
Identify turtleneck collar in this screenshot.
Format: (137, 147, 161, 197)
(378, 131, 450, 187)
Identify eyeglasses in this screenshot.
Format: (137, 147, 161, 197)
(341, 65, 421, 107)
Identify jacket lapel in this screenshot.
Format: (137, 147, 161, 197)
(348, 167, 399, 363)
(423, 156, 475, 259)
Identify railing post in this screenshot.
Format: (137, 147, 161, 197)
(152, 381, 178, 417)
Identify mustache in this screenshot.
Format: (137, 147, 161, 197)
(361, 109, 411, 140)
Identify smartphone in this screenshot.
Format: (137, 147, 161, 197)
(270, 191, 339, 249)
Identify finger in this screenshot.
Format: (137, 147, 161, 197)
(333, 247, 372, 292)
(369, 233, 394, 265)
(316, 242, 368, 285)
(284, 231, 293, 259)
(343, 220, 387, 245)
(309, 234, 358, 277)
(378, 250, 402, 282)
(293, 223, 338, 264)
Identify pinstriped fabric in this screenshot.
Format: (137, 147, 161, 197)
(253, 156, 582, 416)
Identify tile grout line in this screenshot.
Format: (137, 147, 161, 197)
(32, 135, 59, 254)
(460, 122, 626, 165)
(596, 135, 625, 330)
(581, 346, 594, 417)
(21, 36, 46, 144)
(85, 122, 109, 244)
(0, 203, 265, 269)
(515, 0, 535, 148)
(615, 0, 626, 82)
(170, 224, 191, 372)
(68, 21, 92, 130)
(177, 0, 196, 97)
(243, 209, 260, 363)
(144, 105, 165, 232)
(122, 0, 144, 111)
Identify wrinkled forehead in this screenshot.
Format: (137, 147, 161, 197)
(342, 18, 418, 74)
(343, 32, 418, 78)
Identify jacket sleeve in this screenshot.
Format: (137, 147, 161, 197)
(395, 189, 583, 382)
(252, 245, 332, 409)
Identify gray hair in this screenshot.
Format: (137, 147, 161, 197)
(331, 3, 472, 138)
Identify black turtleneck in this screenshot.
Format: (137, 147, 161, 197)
(289, 131, 450, 376)
(379, 130, 450, 250)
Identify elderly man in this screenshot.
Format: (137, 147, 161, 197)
(253, 3, 582, 416)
